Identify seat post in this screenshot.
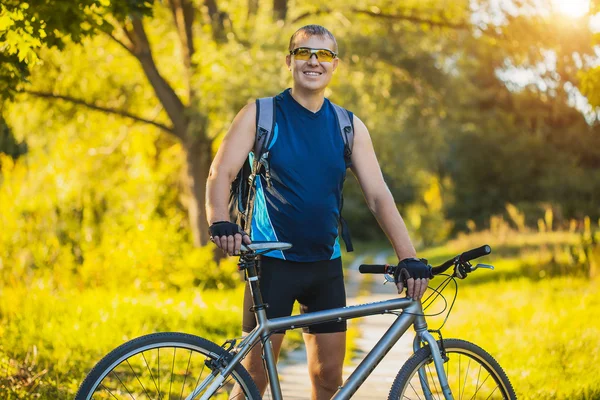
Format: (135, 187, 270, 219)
(242, 254, 268, 318)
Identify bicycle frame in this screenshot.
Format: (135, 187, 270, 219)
(192, 254, 454, 400)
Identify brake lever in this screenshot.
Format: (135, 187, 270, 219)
(383, 274, 395, 285)
(471, 263, 495, 271)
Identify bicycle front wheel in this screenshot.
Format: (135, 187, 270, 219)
(388, 339, 516, 400)
(76, 332, 261, 400)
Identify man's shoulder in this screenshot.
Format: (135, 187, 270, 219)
(326, 98, 352, 114)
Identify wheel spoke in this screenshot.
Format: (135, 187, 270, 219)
(158, 348, 161, 399)
(79, 334, 260, 400)
(169, 347, 176, 399)
(408, 381, 424, 400)
(126, 358, 151, 399)
(179, 350, 193, 400)
(461, 358, 471, 400)
(484, 385, 499, 400)
(458, 355, 461, 399)
(142, 351, 161, 396)
(468, 365, 484, 400)
(111, 370, 136, 400)
(395, 344, 512, 400)
(100, 383, 120, 400)
(469, 372, 492, 400)
(193, 353, 209, 394)
(425, 364, 440, 399)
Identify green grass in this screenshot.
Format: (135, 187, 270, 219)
(1, 230, 599, 398)
(417, 231, 600, 400)
(0, 285, 245, 398)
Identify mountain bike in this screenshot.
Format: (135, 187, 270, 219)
(76, 242, 516, 399)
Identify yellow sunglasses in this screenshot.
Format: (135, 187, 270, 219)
(290, 47, 337, 63)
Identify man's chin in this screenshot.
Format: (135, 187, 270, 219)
(297, 80, 328, 92)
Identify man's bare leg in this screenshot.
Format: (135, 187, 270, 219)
(304, 331, 346, 400)
(230, 332, 285, 398)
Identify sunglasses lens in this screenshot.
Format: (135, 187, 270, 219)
(292, 48, 336, 62)
(316, 50, 334, 62)
(294, 48, 312, 60)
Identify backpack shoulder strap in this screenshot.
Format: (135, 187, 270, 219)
(331, 102, 354, 165)
(255, 97, 277, 159)
(330, 102, 355, 252)
(242, 97, 276, 235)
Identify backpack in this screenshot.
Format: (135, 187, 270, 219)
(229, 96, 355, 252)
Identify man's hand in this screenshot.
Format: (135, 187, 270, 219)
(209, 221, 252, 256)
(394, 258, 432, 300)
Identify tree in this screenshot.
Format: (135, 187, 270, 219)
(9, 0, 598, 247)
(580, 0, 600, 107)
(0, 116, 27, 163)
(0, 0, 153, 97)
(9, 0, 483, 246)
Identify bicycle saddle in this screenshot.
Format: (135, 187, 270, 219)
(241, 241, 293, 252)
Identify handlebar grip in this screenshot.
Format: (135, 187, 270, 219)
(359, 264, 388, 274)
(431, 259, 455, 275)
(460, 245, 491, 262)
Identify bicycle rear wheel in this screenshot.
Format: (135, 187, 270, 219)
(388, 339, 516, 400)
(76, 332, 261, 400)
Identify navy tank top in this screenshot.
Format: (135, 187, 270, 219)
(250, 88, 352, 262)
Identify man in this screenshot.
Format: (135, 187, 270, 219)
(206, 25, 431, 400)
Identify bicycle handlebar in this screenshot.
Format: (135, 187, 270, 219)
(358, 244, 492, 278)
(459, 244, 491, 262)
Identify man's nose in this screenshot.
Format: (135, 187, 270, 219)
(308, 53, 319, 65)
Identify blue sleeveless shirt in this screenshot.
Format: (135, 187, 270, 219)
(250, 89, 352, 262)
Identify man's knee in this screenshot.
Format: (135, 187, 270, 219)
(309, 358, 343, 389)
(242, 346, 270, 389)
(241, 333, 285, 393)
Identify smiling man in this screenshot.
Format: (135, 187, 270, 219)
(206, 25, 431, 399)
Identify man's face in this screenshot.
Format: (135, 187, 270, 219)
(286, 35, 338, 92)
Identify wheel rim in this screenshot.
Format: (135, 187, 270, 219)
(83, 342, 254, 400)
(400, 348, 511, 400)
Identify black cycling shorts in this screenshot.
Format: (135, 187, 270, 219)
(242, 256, 347, 334)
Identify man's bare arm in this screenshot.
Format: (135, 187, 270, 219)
(350, 115, 428, 299)
(206, 102, 256, 254)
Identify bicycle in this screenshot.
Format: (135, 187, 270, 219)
(76, 241, 516, 400)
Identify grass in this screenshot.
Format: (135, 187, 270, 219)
(0, 285, 245, 398)
(417, 230, 600, 400)
(1, 229, 599, 398)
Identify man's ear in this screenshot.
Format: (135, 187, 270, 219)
(332, 58, 339, 71)
(285, 55, 292, 70)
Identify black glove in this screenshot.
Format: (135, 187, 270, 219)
(394, 257, 433, 285)
(209, 221, 245, 238)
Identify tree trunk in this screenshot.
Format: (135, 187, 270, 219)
(273, 0, 287, 21)
(248, 0, 258, 18)
(183, 138, 212, 247)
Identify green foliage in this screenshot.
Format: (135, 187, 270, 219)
(1, 1, 600, 396)
(6, 0, 599, 245)
(580, 65, 600, 108)
(579, 0, 600, 107)
(0, 76, 243, 396)
(0, 91, 239, 292)
(0, 0, 154, 97)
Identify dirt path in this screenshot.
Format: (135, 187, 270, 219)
(276, 252, 415, 399)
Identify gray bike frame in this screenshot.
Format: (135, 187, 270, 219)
(195, 296, 453, 400)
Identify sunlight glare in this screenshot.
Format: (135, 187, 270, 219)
(552, 0, 590, 18)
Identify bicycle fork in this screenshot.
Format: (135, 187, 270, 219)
(413, 311, 454, 400)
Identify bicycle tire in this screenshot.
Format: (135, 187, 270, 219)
(76, 332, 261, 400)
(388, 339, 516, 400)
